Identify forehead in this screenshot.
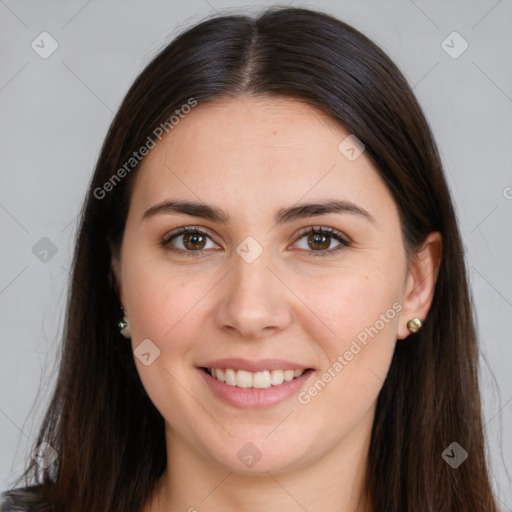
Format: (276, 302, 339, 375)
(144, 95, 349, 165)
(129, 95, 396, 224)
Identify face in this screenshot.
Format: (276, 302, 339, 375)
(113, 95, 418, 475)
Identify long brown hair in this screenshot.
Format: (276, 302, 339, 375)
(2, 6, 499, 511)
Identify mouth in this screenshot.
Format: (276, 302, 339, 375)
(197, 357, 315, 408)
(200, 367, 312, 389)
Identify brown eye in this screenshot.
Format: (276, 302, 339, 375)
(162, 227, 219, 255)
(307, 232, 331, 251)
(182, 232, 207, 250)
(293, 227, 351, 257)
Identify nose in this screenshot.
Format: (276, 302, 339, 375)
(213, 247, 293, 340)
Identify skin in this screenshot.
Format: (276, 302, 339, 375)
(112, 95, 442, 512)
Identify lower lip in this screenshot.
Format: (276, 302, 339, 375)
(198, 368, 313, 409)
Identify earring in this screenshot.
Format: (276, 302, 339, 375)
(407, 318, 422, 333)
(118, 317, 131, 338)
(118, 307, 131, 338)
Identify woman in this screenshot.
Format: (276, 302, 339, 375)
(1, 6, 499, 511)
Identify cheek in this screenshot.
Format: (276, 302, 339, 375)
(295, 265, 402, 404)
(121, 251, 222, 360)
(121, 257, 208, 420)
(300, 267, 402, 349)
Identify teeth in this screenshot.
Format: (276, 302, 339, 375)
(283, 369, 295, 381)
(270, 369, 284, 386)
(225, 369, 237, 386)
(236, 370, 253, 388)
(207, 368, 306, 388)
(253, 370, 272, 388)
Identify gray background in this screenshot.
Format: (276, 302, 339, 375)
(1, 0, 511, 508)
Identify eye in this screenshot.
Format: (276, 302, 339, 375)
(292, 227, 351, 257)
(161, 227, 219, 256)
(161, 226, 351, 258)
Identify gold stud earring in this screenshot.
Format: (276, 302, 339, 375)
(407, 318, 422, 333)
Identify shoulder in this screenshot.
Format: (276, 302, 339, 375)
(0, 485, 44, 512)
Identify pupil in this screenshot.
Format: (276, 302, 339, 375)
(310, 233, 329, 250)
(185, 233, 205, 249)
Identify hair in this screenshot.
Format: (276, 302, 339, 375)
(1, 6, 499, 512)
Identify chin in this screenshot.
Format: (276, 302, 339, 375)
(203, 436, 311, 476)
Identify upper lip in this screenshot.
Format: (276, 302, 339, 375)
(198, 358, 313, 372)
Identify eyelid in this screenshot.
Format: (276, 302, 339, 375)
(293, 225, 350, 243)
(161, 225, 217, 243)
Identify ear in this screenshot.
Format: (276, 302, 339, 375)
(397, 231, 443, 340)
(111, 253, 124, 307)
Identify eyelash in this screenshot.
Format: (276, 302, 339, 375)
(161, 226, 351, 258)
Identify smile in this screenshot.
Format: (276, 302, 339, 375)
(204, 368, 306, 388)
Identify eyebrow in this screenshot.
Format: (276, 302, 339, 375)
(141, 198, 376, 226)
